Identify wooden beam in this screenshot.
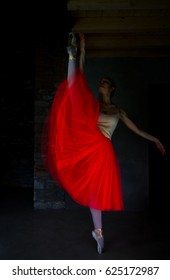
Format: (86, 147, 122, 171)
(67, 0, 170, 58)
(86, 48, 170, 57)
(70, 9, 170, 18)
(67, 0, 170, 11)
(85, 34, 170, 49)
(71, 16, 170, 33)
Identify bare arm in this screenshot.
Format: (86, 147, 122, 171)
(119, 108, 166, 156)
(79, 33, 85, 71)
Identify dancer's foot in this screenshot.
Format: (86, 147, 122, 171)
(92, 229, 104, 254)
(67, 32, 77, 59)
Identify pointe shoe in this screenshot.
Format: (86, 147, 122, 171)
(92, 230, 104, 254)
(67, 32, 77, 57)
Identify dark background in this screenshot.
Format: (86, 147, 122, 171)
(0, 2, 169, 261)
(0, 2, 169, 216)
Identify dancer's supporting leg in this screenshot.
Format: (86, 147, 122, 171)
(90, 208, 102, 230)
(90, 208, 104, 254)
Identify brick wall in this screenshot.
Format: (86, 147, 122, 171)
(33, 1, 73, 208)
(34, 40, 68, 209)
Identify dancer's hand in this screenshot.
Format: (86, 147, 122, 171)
(154, 138, 166, 156)
(79, 33, 85, 53)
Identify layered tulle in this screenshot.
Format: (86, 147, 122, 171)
(42, 69, 124, 211)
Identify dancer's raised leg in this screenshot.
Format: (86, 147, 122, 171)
(67, 32, 77, 87)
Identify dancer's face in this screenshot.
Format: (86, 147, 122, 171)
(98, 78, 114, 98)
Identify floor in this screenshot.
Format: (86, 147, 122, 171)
(0, 188, 169, 260)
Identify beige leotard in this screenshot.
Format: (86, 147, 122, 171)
(97, 113, 119, 139)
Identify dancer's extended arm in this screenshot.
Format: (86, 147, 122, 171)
(119, 108, 166, 156)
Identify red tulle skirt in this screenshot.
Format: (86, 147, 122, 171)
(42, 69, 124, 211)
